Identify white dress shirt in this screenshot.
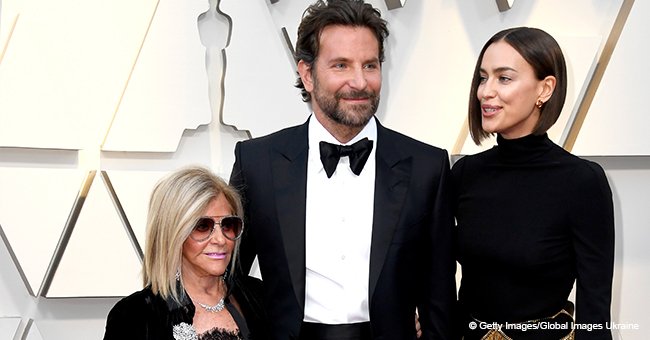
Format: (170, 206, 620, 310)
(304, 115, 377, 324)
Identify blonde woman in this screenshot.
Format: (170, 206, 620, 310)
(104, 166, 266, 340)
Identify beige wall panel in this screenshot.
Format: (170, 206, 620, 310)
(0, 168, 85, 295)
(102, 1, 212, 152)
(572, 1, 650, 155)
(24, 322, 43, 340)
(100, 124, 227, 173)
(46, 174, 141, 297)
(601, 162, 650, 338)
(31, 319, 104, 340)
(105, 170, 168, 248)
(220, 0, 310, 137)
(0, 1, 19, 59)
(0, 317, 20, 340)
(0, 0, 157, 149)
(0, 215, 31, 316)
(380, 1, 479, 152)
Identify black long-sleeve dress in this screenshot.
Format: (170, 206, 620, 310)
(451, 133, 614, 339)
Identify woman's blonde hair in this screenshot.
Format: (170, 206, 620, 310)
(142, 166, 243, 303)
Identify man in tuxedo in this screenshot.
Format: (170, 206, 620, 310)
(229, 1, 455, 339)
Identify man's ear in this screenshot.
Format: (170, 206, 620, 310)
(298, 60, 314, 92)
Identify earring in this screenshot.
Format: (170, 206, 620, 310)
(536, 99, 544, 109)
(175, 268, 181, 281)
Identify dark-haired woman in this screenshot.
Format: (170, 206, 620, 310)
(452, 27, 614, 340)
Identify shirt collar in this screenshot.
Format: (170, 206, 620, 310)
(308, 114, 377, 152)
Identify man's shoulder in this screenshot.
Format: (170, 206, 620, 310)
(379, 125, 448, 157)
(238, 122, 307, 150)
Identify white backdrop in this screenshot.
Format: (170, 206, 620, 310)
(0, 0, 648, 339)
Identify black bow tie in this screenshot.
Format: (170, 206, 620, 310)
(319, 137, 374, 178)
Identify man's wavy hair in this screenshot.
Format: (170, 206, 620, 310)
(294, 0, 389, 102)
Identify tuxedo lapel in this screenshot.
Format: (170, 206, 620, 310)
(369, 124, 412, 303)
(270, 121, 309, 308)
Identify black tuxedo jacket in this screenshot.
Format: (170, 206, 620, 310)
(230, 118, 455, 339)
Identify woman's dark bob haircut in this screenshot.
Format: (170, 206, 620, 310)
(468, 27, 567, 145)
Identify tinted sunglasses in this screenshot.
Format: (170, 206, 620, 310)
(190, 215, 243, 242)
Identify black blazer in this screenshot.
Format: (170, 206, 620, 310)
(103, 287, 248, 340)
(230, 118, 455, 339)
(103, 277, 267, 340)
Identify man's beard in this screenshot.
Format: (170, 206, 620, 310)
(312, 80, 380, 128)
